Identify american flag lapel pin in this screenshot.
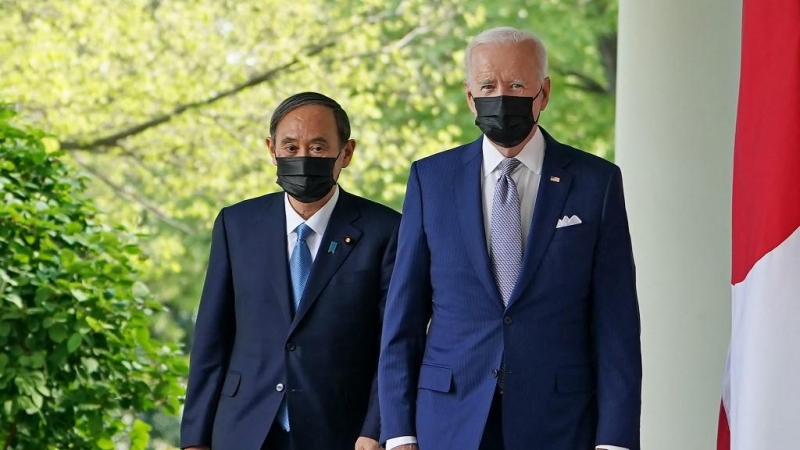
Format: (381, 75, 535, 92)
(550, 176, 561, 183)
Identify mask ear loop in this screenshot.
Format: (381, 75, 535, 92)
(332, 146, 346, 185)
(531, 85, 544, 124)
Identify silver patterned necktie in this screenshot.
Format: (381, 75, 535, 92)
(490, 158, 523, 307)
(491, 158, 522, 393)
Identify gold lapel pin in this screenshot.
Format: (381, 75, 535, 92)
(550, 176, 561, 183)
(344, 236, 353, 245)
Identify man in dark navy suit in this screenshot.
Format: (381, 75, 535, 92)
(380, 27, 642, 450)
(181, 92, 400, 450)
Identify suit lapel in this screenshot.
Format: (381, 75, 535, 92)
(457, 138, 504, 308)
(509, 129, 573, 306)
(289, 190, 362, 334)
(251, 194, 294, 326)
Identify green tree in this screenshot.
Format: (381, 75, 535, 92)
(0, 105, 186, 449)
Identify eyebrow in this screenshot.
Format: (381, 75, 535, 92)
(475, 78, 528, 85)
(279, 136, 330, 144)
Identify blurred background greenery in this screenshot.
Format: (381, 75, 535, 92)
(0, 0, 617, 447)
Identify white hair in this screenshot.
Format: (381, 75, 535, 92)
(465, 27, 548, 82)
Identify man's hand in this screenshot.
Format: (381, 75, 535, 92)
(355, 437, 381, 450)
(390, 445, 418, 450)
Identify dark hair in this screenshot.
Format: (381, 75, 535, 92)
(269, 92, 351, 146)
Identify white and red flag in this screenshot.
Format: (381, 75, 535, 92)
(717, 0, 800, 449)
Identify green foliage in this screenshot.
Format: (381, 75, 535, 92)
(0, 105, 186, 449)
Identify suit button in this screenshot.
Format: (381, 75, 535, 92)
(286, 342, 296, 351)
(276, 383, 285, 392)
(492, 369, 499, 378)
(504, 316, 513, 325)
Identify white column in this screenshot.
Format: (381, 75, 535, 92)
(615, 1, 741, 448)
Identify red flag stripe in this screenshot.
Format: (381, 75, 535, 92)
(720, 0, 800, 448)
(717, 400, 730, 450)
(731, 0, 800, 284)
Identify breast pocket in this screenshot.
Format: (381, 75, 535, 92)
(551, 224, 594, 242)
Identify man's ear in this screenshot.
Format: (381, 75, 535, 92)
(464, 80, 477, 116)
(539, 77, 551, 111)
(340, 139, 356, 169)
(266, 137, 278, 165)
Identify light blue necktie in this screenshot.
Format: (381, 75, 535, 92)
(277, 223, 314, 431)
(490, 158, 522, 392)
(289, 223, 314, 312)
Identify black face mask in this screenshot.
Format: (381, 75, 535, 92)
(473, 88, 542, 148)
(276, 154, 339, 203)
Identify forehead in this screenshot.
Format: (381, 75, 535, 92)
(469, 41, 540, 80)
(274, 104, 338, 138)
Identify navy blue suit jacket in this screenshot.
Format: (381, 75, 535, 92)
(379, 130, 642, 450)
(181, 189, 400, 450)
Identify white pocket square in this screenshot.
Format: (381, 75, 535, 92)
(556, 215, 582, 228)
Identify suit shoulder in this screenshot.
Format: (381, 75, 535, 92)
(219, 192, 281, 218)
(559, 143, 620, 177)
(416, 141, 474, 166)
(413, 140, 478, 175)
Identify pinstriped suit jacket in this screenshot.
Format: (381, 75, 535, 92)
(379, 129, 642, 450)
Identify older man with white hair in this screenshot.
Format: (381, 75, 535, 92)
(379, 27, 642, 450)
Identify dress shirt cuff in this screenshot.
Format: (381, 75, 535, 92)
(386, 436, 417, 449)
(596, 446, 629, 450)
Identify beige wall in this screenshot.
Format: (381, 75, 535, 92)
(615, 1, 741, 448)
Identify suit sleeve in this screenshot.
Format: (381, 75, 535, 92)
(378, 163, 433, 443)
(591, 167, 642, 450)
(180, 210, 236, 448)
(360, 221, 400, 440)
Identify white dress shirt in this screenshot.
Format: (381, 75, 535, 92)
(481, 129, 545, 248)
(284, 186, 340, 261)
(386, 131, 626, 450)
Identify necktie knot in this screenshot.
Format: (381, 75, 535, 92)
(499, 158, 521, 177)
(295, 223, 313, 242)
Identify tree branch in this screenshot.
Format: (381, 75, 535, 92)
(598, 31, 618, 95)
(392, 24, 432, 50)
(60, 40, 335, 152)
(70, 154, 195, 235)
(4, 422, 16, 450)
(58, 3, 409, 154)
(205, 114, 271, 162)
(551, 31, 617, 96)
(556, 68, 609, 95)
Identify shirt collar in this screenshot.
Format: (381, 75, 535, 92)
(481, 127, 546, 178)
(284, 185, 340, 237)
